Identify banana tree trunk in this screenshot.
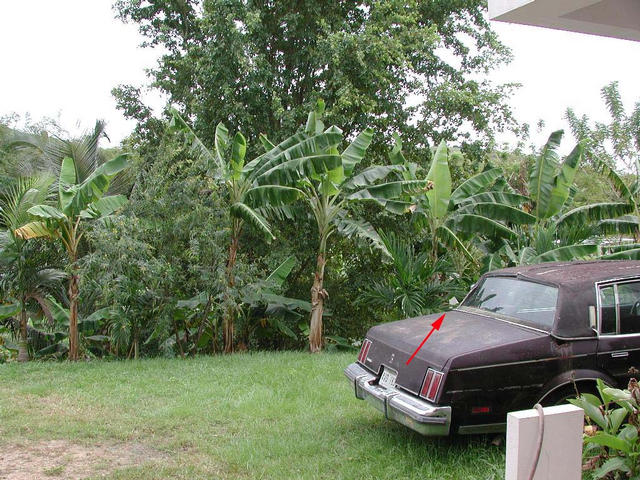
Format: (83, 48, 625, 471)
(68, 269, 79, 361)
(223, 230, 240, 353)
(17, 303, 28, 362)
(309, 253, 327, 353)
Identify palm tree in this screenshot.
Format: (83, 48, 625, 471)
(4, 120, 132, 195)
(169, 109, 303, 353)
(254, 101, 431, 352)
(0, 177, 66, 361)
(358, 231, 465, 318)
(15, 154, 129, 360)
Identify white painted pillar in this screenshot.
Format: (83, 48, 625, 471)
(505, 404, 584, 480)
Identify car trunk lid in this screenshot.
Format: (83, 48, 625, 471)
(360, 309, 546, 397)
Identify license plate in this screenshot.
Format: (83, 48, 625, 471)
(379, 367, 398, 389)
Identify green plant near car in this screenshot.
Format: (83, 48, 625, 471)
(357, 231, 466, 318)
(570, 378, 640, 479)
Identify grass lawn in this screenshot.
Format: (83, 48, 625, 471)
(0, 352, 505, 479)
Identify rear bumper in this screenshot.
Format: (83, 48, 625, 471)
(344, 362, 451, 436)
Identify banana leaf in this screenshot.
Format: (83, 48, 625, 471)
(256, 154, 342, 186)
(455, 202, 536, 225)
(334, 217, 388, 256)
(600, 248, 640, 260)
(341, 128, 373, 177)
(456, 191, 529, 207)
(265, 256, 297, 289)
(436, 225, 474, 262)
(450, 168, 503, 204)
(532, 244, 598, 263)
(530, 130, 562, 220)
(558, 202, 634, 226)
(425, 140, 452, 219)
(388, 133, 407, 165)
(544, 142, 582, 218)
(597, 158, 634, 204)
(449, 214, 517, 239)
(252, 132, 342, 179)
(342, 165, 404, 190)
(597, 216, 640, 235)
(230, 202, 274, 241)
(244, 186, 303, 208)
(80, 195, 127, 219)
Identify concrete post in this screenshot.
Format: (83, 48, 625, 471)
(505, 404, 583, 480)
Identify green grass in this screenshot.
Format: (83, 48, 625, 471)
(0, 352, 505, 479)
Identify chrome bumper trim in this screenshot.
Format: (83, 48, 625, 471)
(344, 362, 451, 436)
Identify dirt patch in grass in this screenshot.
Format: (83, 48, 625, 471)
(0, 440, 168, 479)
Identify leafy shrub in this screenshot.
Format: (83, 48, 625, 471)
(570, 378, 640, 479)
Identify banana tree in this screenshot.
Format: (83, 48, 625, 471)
(169, 109, 304, 353)
(579, 158, 640, 259)
(389, 135, 534, 263)
(0, 176, 66, 362)
(238, 255, 312, 346)
(14, 155, 129, 360)
(485, 130, 633, 269)
(254, 101, 431, 352)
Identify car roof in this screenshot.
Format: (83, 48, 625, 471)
(485, 260, 640, 289)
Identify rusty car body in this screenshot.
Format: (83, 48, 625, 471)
(344, 260, 640, 435)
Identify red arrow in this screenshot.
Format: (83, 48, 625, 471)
(405, 314, 445, 365)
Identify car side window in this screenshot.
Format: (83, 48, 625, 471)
(600, 285, 616, 334)
(617, 282, 640, 334)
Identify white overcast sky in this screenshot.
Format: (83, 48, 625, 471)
(1, 0, 640, 152)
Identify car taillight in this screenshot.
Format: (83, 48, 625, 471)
(358, 339, 372, 364)
(471, 406, 491, 414)
(419, 368, 444, 402)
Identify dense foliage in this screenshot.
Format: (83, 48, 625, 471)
(1, 4, 639, 360)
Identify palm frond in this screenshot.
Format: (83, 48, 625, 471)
(334, 217, 388, 256)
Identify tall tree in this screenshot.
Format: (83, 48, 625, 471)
(114, 0, 516, 156)
(566, 81, 640, 174)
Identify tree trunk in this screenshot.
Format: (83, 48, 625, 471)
(68, 269, 79, 361)
(309, 253, 327, 353)
(223, 233, 239, 353)
(174, 318, 185, 359)
(17, 304, 28, 362)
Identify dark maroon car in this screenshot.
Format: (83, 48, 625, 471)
(345, 260, 640, 435)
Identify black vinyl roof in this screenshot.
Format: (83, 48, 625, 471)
(486, 260, 640, 289)
(483, 260, 640, 338)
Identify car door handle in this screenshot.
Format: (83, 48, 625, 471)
(611, 351, 629, 358)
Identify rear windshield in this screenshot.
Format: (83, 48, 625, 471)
(460, 277, 558, 330)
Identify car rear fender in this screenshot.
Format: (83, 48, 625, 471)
(536, 368, 616, 404)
